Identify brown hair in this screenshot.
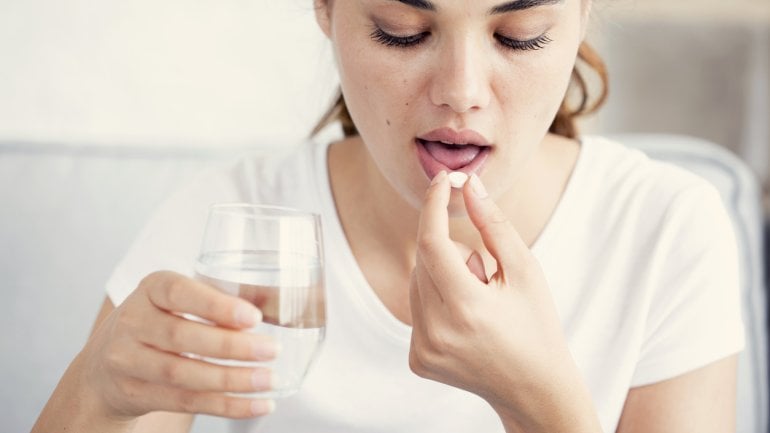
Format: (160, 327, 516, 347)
(311, 41, 608, 140)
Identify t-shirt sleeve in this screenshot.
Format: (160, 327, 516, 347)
(105, 164, 247, 307)
(630, 182, 746, 387)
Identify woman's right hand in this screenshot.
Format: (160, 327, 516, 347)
(78, 270, 279, 420)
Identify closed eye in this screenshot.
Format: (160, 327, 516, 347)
(371, 27, 553, 52)
(370, 27, 430, 48)
(495, 33, 552, 51)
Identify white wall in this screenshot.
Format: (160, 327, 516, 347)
(0, 0, 339, 147)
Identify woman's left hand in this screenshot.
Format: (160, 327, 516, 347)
(409, 171, 600, 433)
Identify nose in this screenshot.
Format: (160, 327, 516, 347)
(428, 35, 491, 113)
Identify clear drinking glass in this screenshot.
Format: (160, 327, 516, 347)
(193, 203, 326, 399)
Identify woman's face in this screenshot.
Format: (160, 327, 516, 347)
(316, 0, 590, 211)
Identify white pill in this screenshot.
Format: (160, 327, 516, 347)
(448, 171, 469, 189)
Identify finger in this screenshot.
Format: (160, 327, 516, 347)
(123, 378, 275, 418)
(408, 271, 425, 327)
(143, 271, 262, 329)
(135, 344, 273, 393)
(417, 172, 473, 291)
(466, 250, 488, 283)
(414, 254, 444, 306)
(407, 272, 429, 378)
(451, 241, 488, 283)
(139, 311, 279, 362)
(462, 174, 527, 277)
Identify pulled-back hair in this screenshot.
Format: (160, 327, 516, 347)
(311, 41, 608, 140)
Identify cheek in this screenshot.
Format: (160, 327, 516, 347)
(498, 32, 581, 129)
(333, 34, 428, 205)
(339, 52, 418, 131)
(334, 30, 422, 133)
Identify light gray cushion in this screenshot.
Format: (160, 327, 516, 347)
(0, 142, 244, 432)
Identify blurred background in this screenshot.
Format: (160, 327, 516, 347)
(1, 0, 768, 431)
(0, 0, 767, 203)
(0, 0, 767, 184)
(0, 1, 338, 147)
(590, 0, 770, 214)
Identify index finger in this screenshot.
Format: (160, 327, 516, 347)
(416, 172, 472, 291)
(141, 271, 262, 329)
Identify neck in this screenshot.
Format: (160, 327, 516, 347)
(327, 135, 549, 273)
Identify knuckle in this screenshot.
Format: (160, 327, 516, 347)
(137, 271, 160, 291)
(417, 234, 442, 254)
(104, 344, 131, 374)
(160, 360, 182, 385)
(207, 298, 230, 322)
(177, 390, 199, 413)
(408, 351, 426, 377)
(508, 255, 541, 285)
(449, 304, 475, 332)
(219, 334, 237, 358)
(425, 327, 446, 352)
(218, 368, 238, 391)
(114, 308, 137, 334)
(115, 377, 140, 400)
(138, 271, 173, 297)
(165, 276, 188, 307)
(409, 349, 436, 381)
(479, 208, 510, 231)
(165, 320, 186, 348)
(222, 396, 244, 417)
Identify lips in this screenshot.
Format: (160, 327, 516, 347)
(421, 141, 482, 170)
(415, 128, 491, 180)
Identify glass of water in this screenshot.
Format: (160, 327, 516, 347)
(194, 203, 325, 399)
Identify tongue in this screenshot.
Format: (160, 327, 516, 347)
(423, 141, 482, 170)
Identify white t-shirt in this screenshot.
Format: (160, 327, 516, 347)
(106, 136, 744, 433)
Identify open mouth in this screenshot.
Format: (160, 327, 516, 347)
(415, 138, 491, 181)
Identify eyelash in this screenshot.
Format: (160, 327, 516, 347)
(369, 27, 553, 52)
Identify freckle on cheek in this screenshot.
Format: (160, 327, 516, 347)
(386, 119, 391, 126)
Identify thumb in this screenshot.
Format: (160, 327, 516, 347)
(462, 173, 528, 277)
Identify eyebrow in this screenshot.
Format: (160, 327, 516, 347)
(390, 0, 563, 14)
(489, 0, 563, 14)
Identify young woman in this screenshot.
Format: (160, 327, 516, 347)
(32, 0, 744, 432)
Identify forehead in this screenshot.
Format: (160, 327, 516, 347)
(388, 0, 564, 13)
(325, 0, 580, 23)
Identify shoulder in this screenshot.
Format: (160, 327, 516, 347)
(562, 135, 735, 270)
(577, 135, 724, 220)
(580, 135, 710, 191)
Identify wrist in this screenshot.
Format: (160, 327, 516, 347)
(32, 351, 138, 433)
(488, 368, 602, 433)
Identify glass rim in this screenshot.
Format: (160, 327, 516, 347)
(208, 202, 320, 219)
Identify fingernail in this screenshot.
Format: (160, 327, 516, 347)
(430, 170, 447, 186)
(469, 173, 488, 198)
(235, 304, 261, 326)
(251, 370, 272, 390)
(251, 399, 275, 416)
